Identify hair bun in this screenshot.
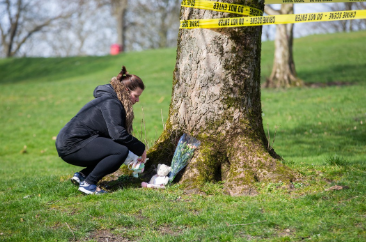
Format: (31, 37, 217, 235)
(117, 66, 129, 81)
(121, 66, 128, 76)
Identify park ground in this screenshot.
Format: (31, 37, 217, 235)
(0, 31, 365, 241)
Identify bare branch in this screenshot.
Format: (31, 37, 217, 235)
(5, 0, 13, 28)
(7, 0, 22, 56)
(11, 12, 73, 56)
(264, 5, 280, 15)
(0, 22, 5, 44)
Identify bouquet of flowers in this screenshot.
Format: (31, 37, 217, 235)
(168, 134, 200, 184)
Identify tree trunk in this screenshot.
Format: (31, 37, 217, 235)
(2, 0, 22, 57)
(264, 5, 303, 88)
(113, 0, 127, 50)
(146, 0, 296, 196)
(345, 3, 353, 32)
(158, 10, 168, 49)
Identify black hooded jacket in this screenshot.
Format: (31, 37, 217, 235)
(55, 84, 145, 158)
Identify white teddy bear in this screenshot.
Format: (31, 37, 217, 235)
(141, 164, 172, 189)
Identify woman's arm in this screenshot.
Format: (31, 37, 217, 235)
(100, 99, 145, 156)
(138, 150, 147, 163)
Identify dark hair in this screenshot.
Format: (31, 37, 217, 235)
(117, 66, 145, 91)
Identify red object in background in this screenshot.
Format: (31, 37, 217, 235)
(110, 44, 123, 55)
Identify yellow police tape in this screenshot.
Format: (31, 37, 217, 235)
(265, 0, 366, 4)
(180, 10, 366, 28)
(181, 0, 263, 16)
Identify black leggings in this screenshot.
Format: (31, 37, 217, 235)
(62, 137, 129, 185)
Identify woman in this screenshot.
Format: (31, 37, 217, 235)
(56, 66, 146, 194)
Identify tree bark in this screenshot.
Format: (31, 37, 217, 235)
(146, 0, 296, 196)
(112, 0, 128, 50)
(264, 5, 303, 88)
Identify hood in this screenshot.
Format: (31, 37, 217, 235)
(93, 84, 117, 98)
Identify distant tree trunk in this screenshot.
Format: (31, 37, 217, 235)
(112, 0, 128, 50)
(129, 0, 180, 50)
(158, 9, 168, 48)
(345, 3, 354, 32)
(264, 5, 303, 88)
(1, 0, 22, 57)
(146, 0, 296, 196)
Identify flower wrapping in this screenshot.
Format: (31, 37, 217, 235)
(124, 151, 148, 178)
(168, 134, 200, 184)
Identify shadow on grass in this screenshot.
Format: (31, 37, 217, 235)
(276, 122, 366, 160)
(99, 172, 144, 192)
(305, 81, 356, 88)
(0, 55, 120, 85)
(298, 64, 366, 85)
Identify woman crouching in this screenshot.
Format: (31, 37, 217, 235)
(56, 66, 146, 194)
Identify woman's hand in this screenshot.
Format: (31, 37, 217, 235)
(138, 150, 147, 163)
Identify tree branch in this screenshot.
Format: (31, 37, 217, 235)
(5, 0, 13, 28)
(11, 13, 72, 56)
(0, 22, 5, 44)
(264, 5, 280, 15)
(8, 0, 22, 50)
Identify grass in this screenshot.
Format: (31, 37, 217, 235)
(0, 31, 366, 241)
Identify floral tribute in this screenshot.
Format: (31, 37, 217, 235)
(168, 133, 200, 184)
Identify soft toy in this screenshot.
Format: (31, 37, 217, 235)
(141, 164, 172, 189)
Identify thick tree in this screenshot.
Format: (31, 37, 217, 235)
(264, 5, 303, 88)
(146, 0, 296, 196)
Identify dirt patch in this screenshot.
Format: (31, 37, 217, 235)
(277, 228, 295, 237)
(156, 225, 180, 236)
(183, 188, 205, 196)
(238, 233, 262, 240)
(88, 229, 133, 242)
(325, 185, 349, 191)
(87, 226, 180, 241)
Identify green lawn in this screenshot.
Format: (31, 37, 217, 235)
(0, 31, 365, 241)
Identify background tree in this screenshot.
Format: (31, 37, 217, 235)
(0, 0, 77, 57)
(262, 25, 274, 41)
(5, 0, 116, 57)
(97, 0, 128, 50)
(263, 4, 303, 88)
(310, 3, 366, 34)
(29, 1, 115, 57)
(124, 0, 180, 50)
(0, 0, 181, 57)
(147, 0, 296, 195)
(111, 0, 128, 50)
(94, 0, 180, 51)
